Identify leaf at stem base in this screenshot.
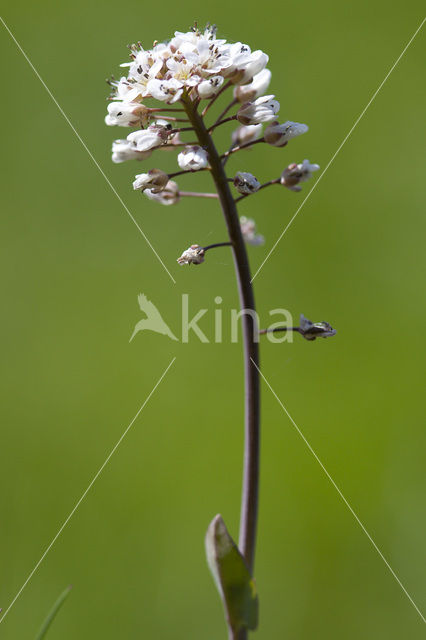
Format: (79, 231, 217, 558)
(205, 514, 258, 633)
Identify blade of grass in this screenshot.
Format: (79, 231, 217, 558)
(35, 585, 72, 640)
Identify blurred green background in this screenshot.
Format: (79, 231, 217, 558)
(1, 1, 425, 638)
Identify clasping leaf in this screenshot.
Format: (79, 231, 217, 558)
(205, 514, 258, 632)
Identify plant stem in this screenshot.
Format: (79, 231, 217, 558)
(202, 242, 233, 251)
(235, 178, 281, 203)
(259, 326, 300, 335)
(179, 191, 219, 199)
(182, 95, 260, 585)
(201, 80, 233, 116)
(168, 168, 210, 179)
(220, 137, 265, 159)
(208, 115, 238, 133)
(213, 98, 238, 127)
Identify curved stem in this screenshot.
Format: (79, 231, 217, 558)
(220, 137, 265, 159)
(213, 97, 238, 127)
(201, 80, 233, 116)
(208, 115, 238, 133)
(182, 95, 260, 579)
(259, 326, 300, 335)
(203, 242, 233, 251)
(235, 178, 281, 203)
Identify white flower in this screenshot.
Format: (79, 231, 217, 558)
(111, 77, 143, 102)
(111, 139, 152, 163)
(240, 216, 265, 246)
(234, 69, 272, 102)
(197, 76, 224, 98)
(177, 146, 209, 171)
(126, 124, 171, 152)
(237, 95, 280, 125)
(280, 159, 320, 191)
(146, 78, 184, 103)
(144, 180, 180, 205)
(264, 121, 308, 147)
(231, 124, 263, 146)
(105, 101, 149, 127)
(226, 45, 269, 84)
(133, 169, 169, 193)
(177, 244, 205, 265)
(233, 172, 261, 195)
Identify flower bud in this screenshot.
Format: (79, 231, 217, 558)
(230, 50, 269, 85)
(133, 169, 169, 193)
(280, 159, 320, 191)
(177, 244, 205, 265)
(144, 180, 180, 205)
(231, 124, 263, 146)
(234, 69, 272, 102)
(299, 314, 336, 341)
(105, 101, 149, 127)
(240, 216, 264, 246)
(233, 171, 261, 195)
(177, 146, 209, 171)
(111, 139, 152, 164)
(237, 95, 280, 125)
(264, 121, 308, 147)
(127, 123, 171, 152)
(197, 76, 224, 99)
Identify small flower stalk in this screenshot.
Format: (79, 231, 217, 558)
(105, 23, 335, 640)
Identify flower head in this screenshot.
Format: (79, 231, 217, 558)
(177, 146, 209, 171)
(234, 172, 261, 195)
(106, 26, 270, 117)
(177, 244, 205, 265)
(144, 180, 180, 205)
(240, 216, 264, 246)
(280, 159, 320, 191)
(133, 169, 169, 193)
(237, 95, 280, 125)
(299, 314, 336, 341)
(264, 121, 308, 147)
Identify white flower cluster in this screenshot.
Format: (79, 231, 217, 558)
(107, 25, 269, 114)
(104, 23, 320, 236)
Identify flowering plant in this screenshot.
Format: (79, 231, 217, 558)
(105, 24, 335, 639)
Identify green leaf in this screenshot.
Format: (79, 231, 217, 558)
(205, 514, 258, 632)
(35, 585, 72, 640)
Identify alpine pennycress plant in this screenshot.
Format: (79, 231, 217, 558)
(105, 24, 336, 640)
